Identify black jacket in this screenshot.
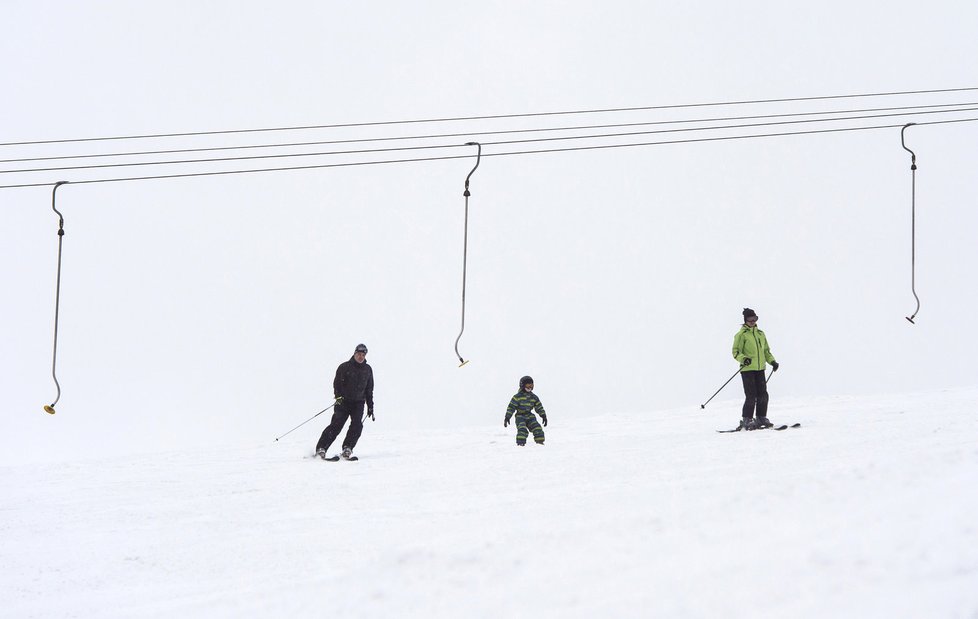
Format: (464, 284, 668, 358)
(333, 356, 374, 408)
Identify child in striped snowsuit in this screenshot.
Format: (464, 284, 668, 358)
(504, 376, 547, 446)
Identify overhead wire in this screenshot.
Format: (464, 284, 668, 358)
(4, 105, 978, 177)
(486, 116, 978, 159)
(3, 100, 975, 165)
(2, 116, 976, 190)
(3, 86, 977, 147)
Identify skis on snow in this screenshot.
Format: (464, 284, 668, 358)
(717, 422, 801, 433)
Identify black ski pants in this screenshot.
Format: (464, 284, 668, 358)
(316, 399, 365, 452)
(741, 370, 769, 419)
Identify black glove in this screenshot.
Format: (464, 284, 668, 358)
(367, 408, 375, 421)
(334, 396, 344, 404)
(541, 414, 548, 427)
(771, 361, 779, 371)
(504, 416, 510, 427)
(742, 357, 752, 366)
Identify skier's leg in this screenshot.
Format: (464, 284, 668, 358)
(341, 400, 365, 450)
(755, 371, 770, 418)
(741, 371, 758, 419)
(515, 414, 529, 445)
(527, 417, 545, 444)
(316, 407, 349, 452)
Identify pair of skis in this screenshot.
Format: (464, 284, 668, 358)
(316, 451, 359, 462)
(717, 422, 801, 433)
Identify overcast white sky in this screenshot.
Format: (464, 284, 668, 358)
(2, 1, 976, 464)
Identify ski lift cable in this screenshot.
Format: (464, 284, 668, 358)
(4, 105, 977, 177)
(1, 116, 975, 191)
(4, 100, 974, 165)
(3, 86, 976, 147)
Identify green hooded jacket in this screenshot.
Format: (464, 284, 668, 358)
(732, 325, 776, 372)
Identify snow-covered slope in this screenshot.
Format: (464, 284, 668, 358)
(3, 388, 977, 618)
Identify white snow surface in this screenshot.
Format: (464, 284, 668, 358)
(3, 388, 978, 619)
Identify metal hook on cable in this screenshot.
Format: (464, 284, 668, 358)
(44, 181, 70, 414)
(901, 123, 919, 324)
(454, 142, 481, 367)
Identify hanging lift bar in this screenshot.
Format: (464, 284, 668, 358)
(454, 142, 481, 367)
(44, 181, 70, 414)
(901, 123, 919, 324)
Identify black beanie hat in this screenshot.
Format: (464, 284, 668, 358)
(519, 376, 534, 389)
(743, 308, 757, 321)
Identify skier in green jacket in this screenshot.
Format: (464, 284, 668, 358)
(732, 308, 779, 430)
(504, 376, 547, 445)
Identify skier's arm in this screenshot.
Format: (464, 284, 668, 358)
(732, 333, 747, 365)
(365, 368, 374, 411)
(764, 337, 776, 364)
(505, 397, 518, 422)
(534, 396, 546, 417)
(333, 365, 344, 399)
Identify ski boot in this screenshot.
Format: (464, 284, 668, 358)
(755, 417, 773, 429)
(341, 447, 358, 461)
(316, 448, 328, 460)
(738, 417, 755, 431)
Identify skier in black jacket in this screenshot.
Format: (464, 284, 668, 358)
(316, 343, 374, 460)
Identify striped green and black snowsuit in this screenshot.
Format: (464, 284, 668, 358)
(505, 391, 546, 445)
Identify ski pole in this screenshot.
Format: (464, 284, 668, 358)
(700, 364, 746, 409)
(274, 398, 341, 442)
